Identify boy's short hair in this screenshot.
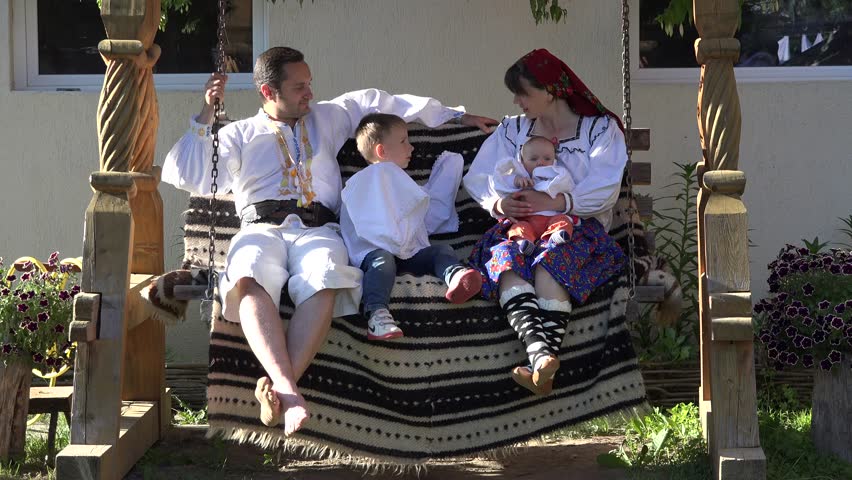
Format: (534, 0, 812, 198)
(355, 113, 407, 163)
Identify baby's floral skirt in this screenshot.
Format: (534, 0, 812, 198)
(468, 218, 626, 303)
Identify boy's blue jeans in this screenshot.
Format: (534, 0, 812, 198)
(360, 244, 465, 315)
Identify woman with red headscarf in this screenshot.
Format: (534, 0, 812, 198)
(463, 49, 628, 395)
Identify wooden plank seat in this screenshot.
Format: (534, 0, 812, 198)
(28, 386, 73, 465)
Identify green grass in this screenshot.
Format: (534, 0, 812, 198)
(0, 412, 69, 480)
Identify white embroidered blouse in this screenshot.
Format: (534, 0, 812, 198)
(463, 114, 627, 230)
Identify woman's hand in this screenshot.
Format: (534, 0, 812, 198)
(495, 192, 532, 220)
(198, 73, 229, 124)
(515, 190, 567, 214)
(460, 114, 499, 133)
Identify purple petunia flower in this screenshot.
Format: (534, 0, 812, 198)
(53, 324, 65, 333)
(818, 300, 831, 310)
(778, 352, 790, 364)
(785, 326, 798, 338)
(802, 354, 815, 368)
(39, 299, 49, 307)
(797, 247, 809, 256)
(771, 310, 783, 320)
(829, 350, 843, 364)
(845, 299, 852, 309)
(813, 330, 827, 343)
(768, 348, 779, 359)
(754, 303, 764, 314)
(786, 353, 799, 366)
(791, 301, 803, 308)
(802, 283, 815, 296)
(831, 316, 845, 330)
(831, 264, 842, 275)
(32, 353, 44, 363)
(70, 285, 81, 295)
(777, 293, 789, 302)
(58, 290, 70, 301)
(802, 316, 815, 326)
(37, 312, 49, 322)
(1, 344, 11, 354)
(6, 274, 16, 282)
(0, 288, 9, 296)
(786, 306, 799, 317)
(17, 303, 28, 312)
(798, 306, 810, 317)
(793, 335, 804, 348)
(801, 336, 814, 349)
(48, 252, 59, 265)
(20, 272, 31, 281)
(58, 264, 70, 274)
(799, 263, 810, 273)
(778, 266, 791, 277)
(845, 326, 852, 339)
(819, 359, 833, 370)
(759, 333, 771, 344)
(26, 322, 38, 332)
(844, 264, 852, 275)
(835, 304, 846, 314)
(44, 357, 55, 367)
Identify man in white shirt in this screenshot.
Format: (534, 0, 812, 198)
(162, 47, 496, 435)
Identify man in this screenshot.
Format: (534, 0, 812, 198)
(162, 47, 496, 435)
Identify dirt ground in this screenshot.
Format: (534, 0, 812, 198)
(123, 426, 632, 480)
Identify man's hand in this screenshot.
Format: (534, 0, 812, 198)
(198, 73, 229, 125)
(460, 113, 499, 133)
(514, 176, 535, 189)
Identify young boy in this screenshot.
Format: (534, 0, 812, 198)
(340, 113, 482, 340)
(492, 135, 579, 255)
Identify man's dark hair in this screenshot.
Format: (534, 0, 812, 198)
(504, 59, 545, 96)
(253, 47, 305, 97)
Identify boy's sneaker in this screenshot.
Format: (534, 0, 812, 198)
(550, 230, 570, 245)
(445, 268, 483, 304)
(517, 239, 536, 255)
(367, 308, 404, 340)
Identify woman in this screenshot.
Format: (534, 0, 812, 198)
(463, 49, 628, 395)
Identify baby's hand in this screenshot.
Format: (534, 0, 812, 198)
(514, 177, 535, 189)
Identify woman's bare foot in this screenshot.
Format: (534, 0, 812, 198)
(511, 366, 553, 395)
(532, 355, 560, 387)
(255, 377, 281, 427)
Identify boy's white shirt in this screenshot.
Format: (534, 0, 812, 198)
(490, 156, 576, 216)
(340, 151, 463, 267)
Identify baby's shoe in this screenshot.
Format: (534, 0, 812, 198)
(367, 308, 404, 340)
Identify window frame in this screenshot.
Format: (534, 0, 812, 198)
(632, 3, 852, 84)
(11, 0, 269, 91)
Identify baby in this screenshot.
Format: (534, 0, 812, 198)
(494, 135, 579, 255)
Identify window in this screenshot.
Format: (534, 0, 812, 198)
(12, 0, 268, 90)
(637, 0, 852, 82)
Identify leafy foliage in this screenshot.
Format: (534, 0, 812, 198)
(632, 162, 699, 363)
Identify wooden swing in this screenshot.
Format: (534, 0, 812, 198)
(55, 1, 766, 479)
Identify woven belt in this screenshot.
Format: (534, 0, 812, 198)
(240, 199, 337, 228)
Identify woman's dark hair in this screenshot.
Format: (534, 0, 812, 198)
(253, 47, 305, 96)
(504, 59, 545, 96)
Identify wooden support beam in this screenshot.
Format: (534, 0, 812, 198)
(629, 162, 652, 186)
(709, 292, 751, 318)
(626, 128, 651, 151)
(635, 194, 654, 221)
(70, 293, 101, 343)
(718, 447, 767, 480)
(57, 401, 160, 480)
(711, 317, 754, 342)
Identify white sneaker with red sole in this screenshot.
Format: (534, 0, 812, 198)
(367, 308, 404, 340)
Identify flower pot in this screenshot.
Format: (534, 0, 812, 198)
(0, 360, 32, 461)
(812, 366, 852, 463)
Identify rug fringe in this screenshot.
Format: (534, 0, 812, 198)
(206, 402, 649, 474)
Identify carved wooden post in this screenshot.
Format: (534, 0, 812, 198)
(693, 1, 765, 479)
(56, 2, 164, 479)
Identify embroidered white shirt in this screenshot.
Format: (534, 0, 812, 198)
(161, 89, 465, 216)
(340, 152, 463, 267)
(463, 114, 626, 230)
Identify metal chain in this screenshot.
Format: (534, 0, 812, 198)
(206, 0, 228, 300)
(621, 0, 636, 300)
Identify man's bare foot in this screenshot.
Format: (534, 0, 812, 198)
(277, 390, 310, 436)
(255, 377, 281, 427)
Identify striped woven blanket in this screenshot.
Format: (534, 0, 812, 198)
(183, 124, 650, 465)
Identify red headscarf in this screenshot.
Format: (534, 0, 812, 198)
(521, 48, 625, 132)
